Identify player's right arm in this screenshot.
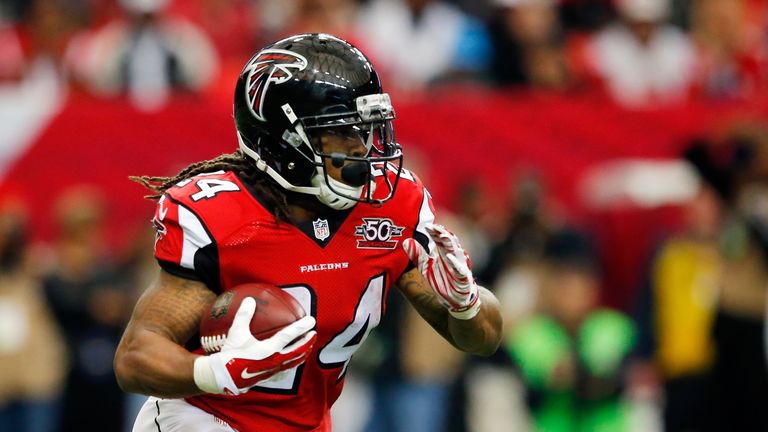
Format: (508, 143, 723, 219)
(114, 270, 317, 398)
(117, 187, 317, 397)
(114, 270, 215, 398)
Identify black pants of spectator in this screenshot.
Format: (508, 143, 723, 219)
(663, 373, 715, 432)
(58, 370, 124, 432)
(707, 311, 768, 432)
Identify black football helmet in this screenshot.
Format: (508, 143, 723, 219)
(233, 33, 403, 210)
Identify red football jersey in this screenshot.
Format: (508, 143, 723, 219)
(151, 166, 435, 431)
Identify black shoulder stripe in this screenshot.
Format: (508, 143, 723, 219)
(194, 243, 222, 295)
(413, 230, 430, 253)
(157, 259, 202, 281)
(412, 185, 432, 254)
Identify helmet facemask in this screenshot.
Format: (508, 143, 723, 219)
(240, 93, 403, 210)
(234, 34, 404, 210)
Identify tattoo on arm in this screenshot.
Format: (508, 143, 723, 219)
(397, 269, 455, 347)
(115, 270, 217, 397)
(398, 269, 504, 355)
(133, 273, 216, 345)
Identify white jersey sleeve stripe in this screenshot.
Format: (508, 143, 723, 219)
(178, 206, 212, 270)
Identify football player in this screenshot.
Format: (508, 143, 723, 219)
(115, 33, 503, 432)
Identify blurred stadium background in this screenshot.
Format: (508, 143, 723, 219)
(1, 0, 768, 430)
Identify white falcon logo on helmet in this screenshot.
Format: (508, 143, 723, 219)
(244, 49, 308, 122)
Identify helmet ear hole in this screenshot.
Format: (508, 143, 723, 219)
(279, 152, 315, 185)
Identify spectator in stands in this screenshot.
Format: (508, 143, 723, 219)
(0, 0, 76, 177)
(169, 0, 259, 61)
(487, 0, 571, 89)
(356, 0, 492, 93)
(699, 125, 768, 431)
(0, 20, 26, 83)
(583, 0, 697, 107)
(445, 181, 494, 273)
(0, 0, 82, 84)
(689, 0, 768, 99)
(480, 173, 554, 294)
(166, 0, 260, 105)
(632, 156, 723, 432)
(278, 0, 361, 45)
(0, 1, 23, 23)
(666, 128, 768, 430)
(42, 186, 131, 432)
(0, 199, 66, 432)
(506, 227, 637, 432)
(65, 0, 218, 111)
(558, 0, 614, 32)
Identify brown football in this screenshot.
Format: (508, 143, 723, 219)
(199, 283, 306, 354)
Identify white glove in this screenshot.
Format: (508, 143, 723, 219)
(193, 297, 317, 395)
(403, 223, 481, 320)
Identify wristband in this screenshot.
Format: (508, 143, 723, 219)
(193, 356, 221, 394)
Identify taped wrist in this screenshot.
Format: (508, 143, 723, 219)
(193, 355, 222, 394)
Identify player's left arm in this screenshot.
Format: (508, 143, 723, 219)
(398, 269, 502, 356)
(397, 224, 503, 356)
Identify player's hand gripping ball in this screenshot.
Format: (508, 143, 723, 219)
(194, 283, 316, 395)
(199, 283, 308, 353)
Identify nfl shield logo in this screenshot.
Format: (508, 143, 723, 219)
(313, 219, 330, 241)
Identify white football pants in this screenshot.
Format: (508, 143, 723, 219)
(132, 396, 237, 432)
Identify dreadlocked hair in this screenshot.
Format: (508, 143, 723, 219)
(130, 150, 291, 220)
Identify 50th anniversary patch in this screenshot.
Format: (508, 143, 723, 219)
(354, 218, 404, 249)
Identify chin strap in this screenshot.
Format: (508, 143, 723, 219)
(240, 131, 376, 210)
(311, 172, 363, 210)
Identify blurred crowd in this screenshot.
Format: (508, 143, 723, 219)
(1, 0, 768, 109)
(333, 122, 768, 432)
(1, 0, 768, 431)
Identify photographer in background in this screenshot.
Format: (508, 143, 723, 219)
(0, 199, 66, 432)
(505, 227, 637, 432)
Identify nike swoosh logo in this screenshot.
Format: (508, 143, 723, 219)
(241, 368, 267, 380)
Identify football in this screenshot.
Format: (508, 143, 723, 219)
(199, 283, 307, 354)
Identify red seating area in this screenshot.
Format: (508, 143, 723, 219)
(5, 89, 768, 307)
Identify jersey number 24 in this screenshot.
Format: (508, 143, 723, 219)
(250, 274, 385, 394)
